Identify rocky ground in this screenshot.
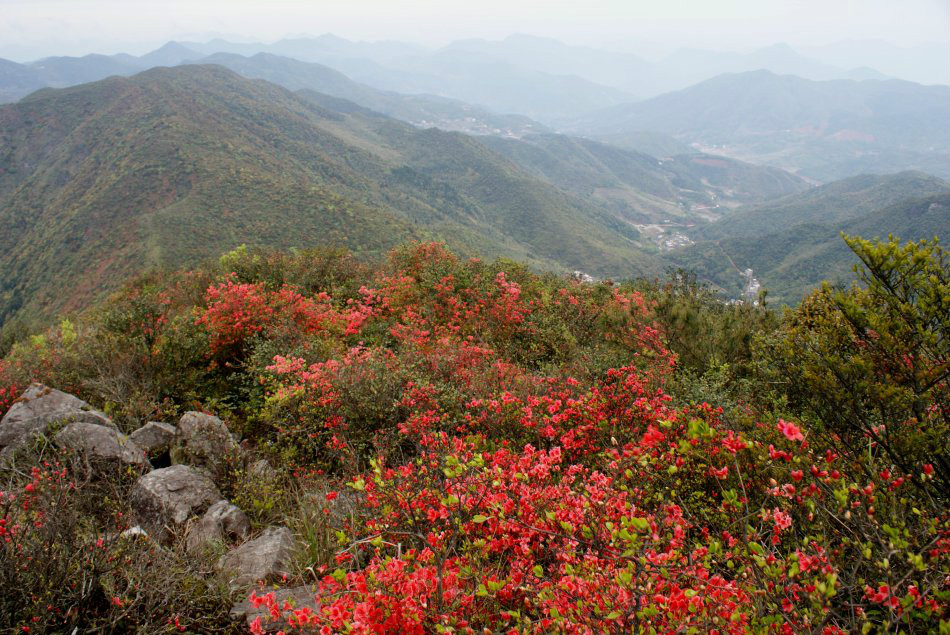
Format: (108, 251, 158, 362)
(0, 382, 330, 631)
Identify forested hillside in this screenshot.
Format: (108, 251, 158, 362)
(1, 63, 820, 335)
(0, 65, 661, 331)
(670, 173, 950, 302)
(696, 171, 950, 241)
(674, 193, 950, 302)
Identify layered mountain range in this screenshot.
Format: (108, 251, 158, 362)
(0, 64, 811, 327)
(0, 35, 946, 331)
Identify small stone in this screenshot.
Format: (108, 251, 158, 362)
(186, 500, 251, 554)
(248, 458, 277, 481)
(217, 526, 296, 589)
(121, 526, 150, 540)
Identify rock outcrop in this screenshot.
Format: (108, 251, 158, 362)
(54, 421, 148, 466)
(172, 411, 238, 470)
(0, 383, 115, 456)
(129, 464, 222, 542)
(130, 421, 176, 456)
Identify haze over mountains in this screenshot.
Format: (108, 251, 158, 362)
(0, 64, 816, 326)
(0, 31, 946, 330)
(2, 34, 947, 181)
(569, 70, 950, 181)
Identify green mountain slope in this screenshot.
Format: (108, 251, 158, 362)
(479, 134, 809, 223)
(697, 171, 950, 241)
(0, 65, 661, 328)
(671, 192, 950, 304)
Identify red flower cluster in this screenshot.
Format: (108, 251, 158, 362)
(240, 245, 947, 633)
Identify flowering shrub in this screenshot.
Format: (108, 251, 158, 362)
(246, 244, 948, 634)
(1, 241, 947, 634)
(252, 365, 949, 634)
(0, 373, 20, 420)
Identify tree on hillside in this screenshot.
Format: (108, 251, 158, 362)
(762, 235, 949, 497)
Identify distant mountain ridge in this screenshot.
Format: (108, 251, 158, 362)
(570, 70, 950, 182)
(184, 33, 911, 98)
(6, 33, 933, 123)
(0, 45, 552, 139)
(184, 52, 548, 137)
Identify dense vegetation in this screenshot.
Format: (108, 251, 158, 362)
(0, 235, 947, 633)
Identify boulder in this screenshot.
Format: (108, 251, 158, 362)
(54, 422, 148, 466)
(172, 411, 238, 469)
(217, 526, 296, 589)
(60, 409, 116, 429)
(230, 585, 319, 629)
(130, 421, 176, 455)
(1, 383, 89, 427)
(186, 500, 251, 554)
(0, 383, 115, 456)
(129, 465, 222, 542)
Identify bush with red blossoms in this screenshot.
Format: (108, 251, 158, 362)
(0, 240, 946, 634)
(255, 358, 948, 634)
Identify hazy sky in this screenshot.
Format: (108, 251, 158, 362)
(1, 0, 948, 61)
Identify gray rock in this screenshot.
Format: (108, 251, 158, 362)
(230, 585, 319, 628)
(0, 384, 115, 456)
(129, 465, 222, 542)
(186, 500, 251, 554)
(217, 526, 296, 589)
(173, 411, 238, 469)
(1, 383, 89, 427)
(0, 418, 53, 455)
(61, 409, 116, 429)
(130, 421, 176, 455)
(54, 422, 148, 466)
